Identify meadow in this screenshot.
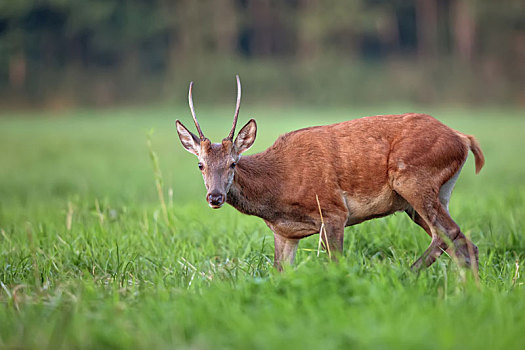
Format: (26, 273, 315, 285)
(0, 105, 524, 349)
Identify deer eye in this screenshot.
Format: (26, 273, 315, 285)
(230, 162, 237, 169)
(198, 162, 204, 170)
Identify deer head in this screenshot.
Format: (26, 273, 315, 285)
(175, 75, 257, 208)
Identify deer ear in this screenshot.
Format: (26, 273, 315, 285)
(176, 120, 200, 156)
(234, 119, 257, 154)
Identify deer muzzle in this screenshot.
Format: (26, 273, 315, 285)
(207, 191, 225, 208)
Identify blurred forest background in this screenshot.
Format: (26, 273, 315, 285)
(0, 0, 523, 109)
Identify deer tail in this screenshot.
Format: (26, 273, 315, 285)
(465, 135, 485, 174)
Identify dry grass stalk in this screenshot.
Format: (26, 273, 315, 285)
(146, 132, 171, 229)
(512, 259, 520, 286)
(66, 200, 74, 231)
(0, 281, 12, 298)
(95, 199, 104, 226)
(168, 188, 174, 208)
(315, 194, 331, 259)
(12, 284, 27, 311)
(1, 229, 11, 243)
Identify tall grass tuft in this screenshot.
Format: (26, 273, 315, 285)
(146, 130, 173, 232)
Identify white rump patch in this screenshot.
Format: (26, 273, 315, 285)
(439, 164, 464, 211)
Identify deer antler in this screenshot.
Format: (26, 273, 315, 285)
(227, 75, 242, 140)
(188, 81, 205, 140)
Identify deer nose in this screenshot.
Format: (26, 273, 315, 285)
(206, 192, 225, 208)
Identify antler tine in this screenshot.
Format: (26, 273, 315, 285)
(188, 81, 205, 140)
(227, 75, 242, 140)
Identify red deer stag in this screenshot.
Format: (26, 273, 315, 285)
(175, 76, 484, 270)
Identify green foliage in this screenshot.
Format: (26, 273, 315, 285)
(0, 0, 522, 106)
(0, 107, 524, 349)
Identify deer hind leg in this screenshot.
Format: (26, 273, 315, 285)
(393, 156, 478, 270)
(405, 208, 444, 269)
(437, 167, 479, 268)
(403, 194, 478, 270)
(395, 184, 466, 270)
(408, 198, 464, 270)
(273, 233, 300, 271)
(405, 207, 461, 268)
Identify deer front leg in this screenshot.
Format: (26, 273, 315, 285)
(320, 223, 345, 261)
(273, 233, 299, 271)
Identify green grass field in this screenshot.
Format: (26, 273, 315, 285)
(1, 106, 524, 349)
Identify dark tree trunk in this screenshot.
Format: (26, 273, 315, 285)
(451, 0, 476, 62)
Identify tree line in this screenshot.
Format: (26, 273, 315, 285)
(0, 0, 523, 107)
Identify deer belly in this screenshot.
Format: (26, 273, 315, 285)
(343, 188, 409, 226)
(265, 219, 320, 239)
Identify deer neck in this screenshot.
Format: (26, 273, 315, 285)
(227, 153, 279, 219)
